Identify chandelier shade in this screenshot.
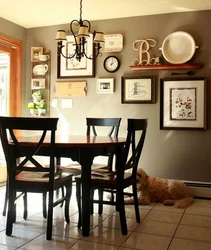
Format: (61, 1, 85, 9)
(78, 25, 90, 37)
(55, 0, 104, 62)
(94, 32, 105, 43)
(55, 30, 67, 41)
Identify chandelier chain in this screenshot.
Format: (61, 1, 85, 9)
(80, 0, 82, 21)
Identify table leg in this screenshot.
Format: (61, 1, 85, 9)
(80, 148, 93, 236)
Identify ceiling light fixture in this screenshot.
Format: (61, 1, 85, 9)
(55, 0, 104, 62)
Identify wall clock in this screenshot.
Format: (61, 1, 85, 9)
(103, 56, 121, 73)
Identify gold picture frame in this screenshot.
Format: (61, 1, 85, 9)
(31, 47, 43, 62)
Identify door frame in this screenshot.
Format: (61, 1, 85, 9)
(0, 33, 22, 116)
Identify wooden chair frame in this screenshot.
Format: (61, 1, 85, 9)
(0, 116, 72, 240)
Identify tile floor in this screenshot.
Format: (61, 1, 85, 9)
(0, 185, 211, 250)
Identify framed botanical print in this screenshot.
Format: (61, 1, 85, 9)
(160, 77, 207, 130)
(57, 33, 95, 78)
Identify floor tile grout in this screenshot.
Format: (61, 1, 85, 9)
(1, 186, 211, 249)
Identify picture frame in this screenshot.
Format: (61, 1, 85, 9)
(31, 78, 45, 89)
(121, 75, 156, 103)
(57, 33, 95, 79)
(160, 77, 207, 130)
(31, 47, 43, 62)
(96, 78, 114, 94)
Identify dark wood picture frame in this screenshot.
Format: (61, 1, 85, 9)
(57, 33, 95, 79)
(160, 77, 207, 130)
(121, 75, 156, 104)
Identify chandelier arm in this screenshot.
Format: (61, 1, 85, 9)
(59, 45, 77, 59)
(84, 44, 102, 60)
(82, 19, 91, 32)
(58, 42, 77, 59)
(70, 19, 80, 42)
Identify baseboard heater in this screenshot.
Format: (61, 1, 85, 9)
(184, 181, 211, 199)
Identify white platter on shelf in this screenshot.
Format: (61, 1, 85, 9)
(160, 31, 198, 64)
(101, 34, 123, 53)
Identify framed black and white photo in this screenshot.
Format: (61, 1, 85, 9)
(57, 33, 95, 78)
(31, 47, 43, 62)
(96, 78, 114, 93)
(31, 78, 45, 89)
(121, 75, 156, 103)
(160, 77, 207, 130)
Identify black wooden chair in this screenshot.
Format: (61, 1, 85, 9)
(75, 118, 147, 235)
(57, 117, 121, 214)
(0, 116, 72, 240)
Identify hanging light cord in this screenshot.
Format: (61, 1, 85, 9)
(80, 0, 82, 22)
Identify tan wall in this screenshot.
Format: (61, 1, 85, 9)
(23, 10, 211, 182)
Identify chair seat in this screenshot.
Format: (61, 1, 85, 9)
(16, 171, 71, 181)
(75, 169, 133, 185)
(58, 163, 109, 172)
(58, 162, 81, 171)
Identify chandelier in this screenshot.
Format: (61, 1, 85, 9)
(55, 0, 104, 62)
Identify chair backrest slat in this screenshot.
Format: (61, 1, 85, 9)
(86, 118, 121, 137)
(86, 117, 121, 168)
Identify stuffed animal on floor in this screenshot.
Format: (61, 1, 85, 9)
(125, 168, 193, 208)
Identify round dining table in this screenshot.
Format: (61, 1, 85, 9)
(18, 135, 126, 236)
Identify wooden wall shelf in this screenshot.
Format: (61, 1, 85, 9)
(129, 63, 203, 71)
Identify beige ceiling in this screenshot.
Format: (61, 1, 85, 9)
(1, 0, 211, 28)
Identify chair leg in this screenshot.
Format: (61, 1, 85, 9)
(98, 188, 103, 215)
(117, 189, 127, 235)
(6, 189, 16, 236)
(23, 192, 28, 220)
(60, 187, 65, 207)
(90, 188, 94, 215)
(116, 190, 120, 212)
(42, 192, 47, 218)
(2, 182, 8, 216)
(132, 183, 140, 223)
(13, 203, 17, 223)
(56, 156, 65, 208)
(76, 180, 82, 228)
(110, 191, 115, 203)
(46, 190, 53, 240)
(64, 180, 72, 223)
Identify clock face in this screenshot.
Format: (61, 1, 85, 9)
(104, 56, 120, 73)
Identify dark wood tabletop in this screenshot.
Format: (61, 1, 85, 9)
(17, 135, 126, 147)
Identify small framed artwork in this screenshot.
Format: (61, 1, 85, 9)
(121, 75, 155, 103)
(31, 47, 43, 62)
(57, 33, 95, 78)
(31, 78, 45, 89)
(160, 77, 207, 130)
(96, 78, 114, 93)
